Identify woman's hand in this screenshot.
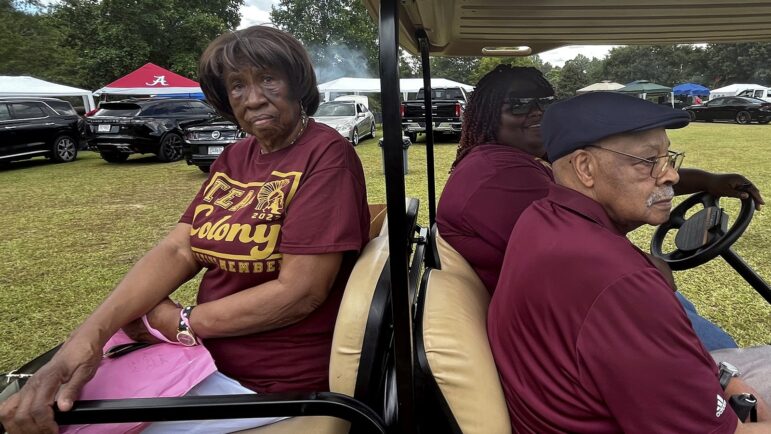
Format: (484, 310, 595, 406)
(705, 173, 764, 210)
(122, 298, 180, 343)
(0, 337, 102, 433)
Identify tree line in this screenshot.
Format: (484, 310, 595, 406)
(2, 0, 770, 99)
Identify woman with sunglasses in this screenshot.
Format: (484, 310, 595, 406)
(436, 64, 763, 351)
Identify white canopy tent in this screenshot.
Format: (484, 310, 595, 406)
(576, 80, 625, 94)
(0, 76, 96, 111)
(709, 83, 767, 100)
(317, 77, 474, 102)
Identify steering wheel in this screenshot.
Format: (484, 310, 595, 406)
(650, 192, 755, 270)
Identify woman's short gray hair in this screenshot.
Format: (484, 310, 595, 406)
(198, 26, 320, 123)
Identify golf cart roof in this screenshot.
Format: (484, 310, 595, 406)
(362, 0, 771, 56)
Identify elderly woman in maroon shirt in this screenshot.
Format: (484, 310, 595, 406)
(0, 26, 369, 433)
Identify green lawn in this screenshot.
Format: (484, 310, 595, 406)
(1, 122, 769, 372)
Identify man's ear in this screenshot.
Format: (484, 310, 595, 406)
(570, 150, 596, 188)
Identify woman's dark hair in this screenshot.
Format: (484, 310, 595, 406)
(198, 26, 320, 123)
(451, 65, 553, 171)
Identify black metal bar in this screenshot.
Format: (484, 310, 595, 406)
(721, 248, 771, 305)
(417, 30, 437, 227)
(54, 393, 386, 433)
(378, 0, 416, 433)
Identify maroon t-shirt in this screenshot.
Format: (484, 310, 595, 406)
(436, 144, 553, 292)
(488, 184, 737, 433)
(180, 119, 369, 393)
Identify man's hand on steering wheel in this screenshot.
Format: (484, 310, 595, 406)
(704, 173, 764, 211)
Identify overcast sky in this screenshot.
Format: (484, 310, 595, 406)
(239, 0, 617, 67)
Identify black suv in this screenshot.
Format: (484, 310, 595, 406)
(85, 98, 216, 163)
(0, 97, 82, 165)
(182, 117, 246, 172)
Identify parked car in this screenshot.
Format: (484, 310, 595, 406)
(685, 96, 771, 124)
(312, 101, 376, 145)
(85, 98, 216, 163)
(182, 117, 246, 173)
(400, 86, 470, 142)
(0, 97, 82, 165)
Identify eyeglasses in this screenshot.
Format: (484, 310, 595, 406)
(588, 145, 685, 178)
(503, 96, 555, 115)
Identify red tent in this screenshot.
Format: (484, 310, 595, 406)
(94, 63, 202, 96)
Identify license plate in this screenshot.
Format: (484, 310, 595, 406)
(97, 124, 111, 133)
(208, 146, 224, 155)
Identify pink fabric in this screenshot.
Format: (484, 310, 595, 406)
(141, 314, 174, 344)
(60, 330, 217, 434)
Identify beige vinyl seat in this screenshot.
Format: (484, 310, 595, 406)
(239, 204, 395, 433)
(413, 225, 512, 434)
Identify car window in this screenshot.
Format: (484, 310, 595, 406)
(754, 90, 763, 98)
(315, 103, 355, 116)
(707, 99, 724, 107)
(167, 103, 195, 115)
(96, 104, 141, 117)
(0, 104, 10, 121)
(188, 101, 214, 115)
(767, 90, 771, 98)
(142, 103, 174, 116)
(9, 102, 47, 119)
(47, 100, 77, 115)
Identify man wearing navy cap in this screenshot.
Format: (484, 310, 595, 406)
(488, 92, 770, 433)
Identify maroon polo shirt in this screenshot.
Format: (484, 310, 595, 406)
(488, 183, 737, 433)
(436, 144, 553, 292)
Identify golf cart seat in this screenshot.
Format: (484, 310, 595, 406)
(239, 210, 394, 433)
(414, 228, 511, 434)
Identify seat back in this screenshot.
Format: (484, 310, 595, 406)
(414, 232, 511, 434)
(246, 208, 394, 434)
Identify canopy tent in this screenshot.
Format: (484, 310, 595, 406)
(673, 83, 710, 96)
(317, 77, 474, 102)
(0, 76, 96, 111)
(94, 63, 202, 97)
(576, 80, 625, 94)
(709, 83, 767, 99)
(617, 80, 674, 106)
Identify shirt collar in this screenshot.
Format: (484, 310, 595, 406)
(546, 183, 624, 236)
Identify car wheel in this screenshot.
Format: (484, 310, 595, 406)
(407, 132, 418, 143)
(51, 135, 78, 163)
(735, 111, 752, 124)
(758, 119, 770, 125)
(100, 151, 130, 163)
(198, 165, 211, 173)
(352, 127, 359, 146)
(157, 132, 184, 162)
(686, 110, 696, 121)
(370, 122, 376, 138)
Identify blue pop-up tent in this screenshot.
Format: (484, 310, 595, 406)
(673, 83, 710, 96)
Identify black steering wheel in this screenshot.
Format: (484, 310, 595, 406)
(650, 192, 755, 270)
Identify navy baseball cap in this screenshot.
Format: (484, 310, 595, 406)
(542, 92, 690, 162)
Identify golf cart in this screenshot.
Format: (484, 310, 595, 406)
(3, 1, 771, 433)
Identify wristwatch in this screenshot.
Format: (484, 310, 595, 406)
(718, 361, 740, 390)
(176, 305, 198, 347)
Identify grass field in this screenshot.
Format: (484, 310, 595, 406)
(1, 122, 770, 372)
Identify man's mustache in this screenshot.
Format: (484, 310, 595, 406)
(646, 185, 675, 207)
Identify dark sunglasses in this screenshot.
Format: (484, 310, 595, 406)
(504, 96, 555, 115)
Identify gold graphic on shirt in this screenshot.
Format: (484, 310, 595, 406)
(189, 171, 302, 271)
(255, 179, 290, 215)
